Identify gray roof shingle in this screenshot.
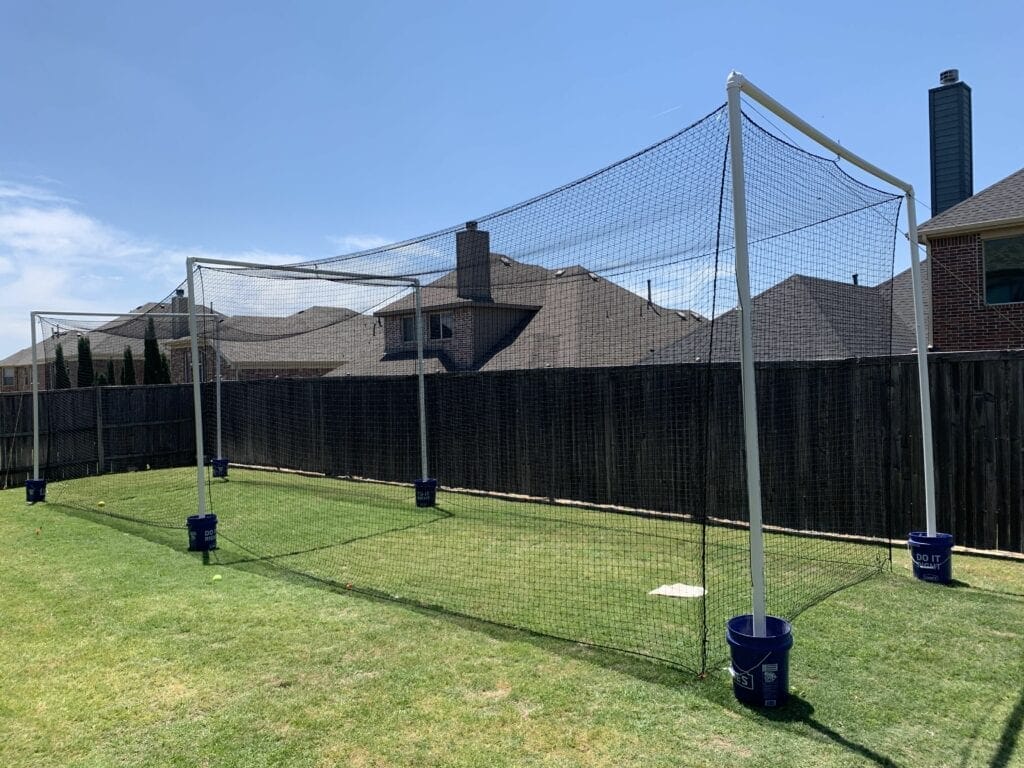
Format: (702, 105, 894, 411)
(644, 271, 921, 364)
(918, 167, 1024, 239)
(331, 256, 699, 376)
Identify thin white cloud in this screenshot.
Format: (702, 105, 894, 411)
(0, 181, 76, 205)
(0, 181, 305, 357)
(327, 234, 393, 254)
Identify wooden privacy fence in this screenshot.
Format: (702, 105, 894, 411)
(1, 353, 1022, 552)
(0, 384, 195, 487)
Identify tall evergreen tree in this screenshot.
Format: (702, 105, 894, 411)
(159, 352, 172, 384)
(77, 336, 94, 387)
(143, 318, 161, 384)
(53, 343, 71, 389)
(121, 346, 136, 385)
(106, 359, 116, 385)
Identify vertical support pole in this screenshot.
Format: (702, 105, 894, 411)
(31, 313, 40, 481)
(414, 282, 429, 480)
(214, 312, 223, 461)
(186, 259, 207, 517)
(905, 191, 938, 536)
(727, 72, 767, 638)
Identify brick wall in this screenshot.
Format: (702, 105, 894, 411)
(383, 306, 531, 370)
(383, 311, 467, 367)
(931, 233, 1024, 350)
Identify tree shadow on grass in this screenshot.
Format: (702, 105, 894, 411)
(987, 685, 1024, 768)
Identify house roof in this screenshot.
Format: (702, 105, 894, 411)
(918, 167, 1024, 239)
(331, 257, 700, 376)
(374, 255, 547, 316)
(213, 307, 378, 367)
(0, 340, 47, 368)
(0, 303, 216, 368)
(644, 270, 922, 364)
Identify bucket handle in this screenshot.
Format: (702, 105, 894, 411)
(729, 651, 772, 678)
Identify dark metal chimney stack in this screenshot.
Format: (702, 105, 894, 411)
(455, 221, 492, 301)
(929, 69, 973, 215)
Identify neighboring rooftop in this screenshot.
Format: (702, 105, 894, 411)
(645, 269, 924, 365)
(918, 167, 1024, 239)
(212, 307, 378, 368)
(333, 255, 701, 376)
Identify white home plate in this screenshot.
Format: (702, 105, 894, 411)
(649, 583, 706, 598)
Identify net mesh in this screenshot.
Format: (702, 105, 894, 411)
(32, 307, 217, 526)
(34, 103, 909, 673)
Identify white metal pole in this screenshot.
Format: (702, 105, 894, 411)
(214, 313, 223, 461)
(186, 259, 207, 517)
(727, 71, 768, 638)
(731, 71, 939, 539)
(30, 312, 40, 481)
(185, 256, 417, 286)
(414, 282, 429, 480)
(30, 311, 216, 318)
(905, 193, 938, 536)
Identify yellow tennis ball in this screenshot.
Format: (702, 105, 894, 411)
(212, 574, 222, 581)
(97, 501, 105, 508)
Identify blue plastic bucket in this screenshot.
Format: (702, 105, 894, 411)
(25, 479, 46, 504)
(187, 514, 218, 552)
(212, 458, 229, 479)
(414, 478, 437, 508)
(726, 614, 793, 707)
(907, 532, 953, 584)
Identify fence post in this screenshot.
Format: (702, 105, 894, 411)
(95, 385, 105, 474)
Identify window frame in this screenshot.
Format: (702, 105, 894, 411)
(401, 315, 418, 343)
(983, 233, 1024, 306)
(428, 311, 454, 340)
(1, 367, 14, 387)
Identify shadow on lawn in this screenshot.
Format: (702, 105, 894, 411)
(754, 696, 903, 768)
(988, 685, 1024, 768)
(53, 500, 1006, 768)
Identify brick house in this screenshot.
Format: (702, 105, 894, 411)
(336, 221, 702, 376)
(917, 168, 1024, 351)
(167, 306, 375, 382)
(0, 297, 195, 392)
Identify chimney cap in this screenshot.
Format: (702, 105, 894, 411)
(175, 288, 185, 297)
(939, 69, 959, 85)
(465, 221, 478, 231)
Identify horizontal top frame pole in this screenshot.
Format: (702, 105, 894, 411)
(32, 311, 218, 319)
(727, 72, 912, 195)
(726, 70, 937, 536)
(187, 256, 421, 287)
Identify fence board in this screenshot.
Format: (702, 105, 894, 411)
(3, 352, 1023, 552)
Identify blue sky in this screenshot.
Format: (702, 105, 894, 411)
(1, 0, 1021, 354)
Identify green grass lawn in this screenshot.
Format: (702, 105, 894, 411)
(43, 468, 889, 672)
(2, 476, 1022, 767)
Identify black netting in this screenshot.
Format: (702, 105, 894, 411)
(35, 103, 907, 673)
(32, 308, 217, 527)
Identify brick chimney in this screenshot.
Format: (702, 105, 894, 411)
(171, 288, 188, 338)
(929, 69, 973, 215)
(455, 221, 491, 301)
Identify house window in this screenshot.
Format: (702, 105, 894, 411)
(985, 235, 1024, 304)
(2, 368, 13, 387)
(183, 351, 204, 383)
(402, 316, 418, 343)
(429, 312, 454, 340)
